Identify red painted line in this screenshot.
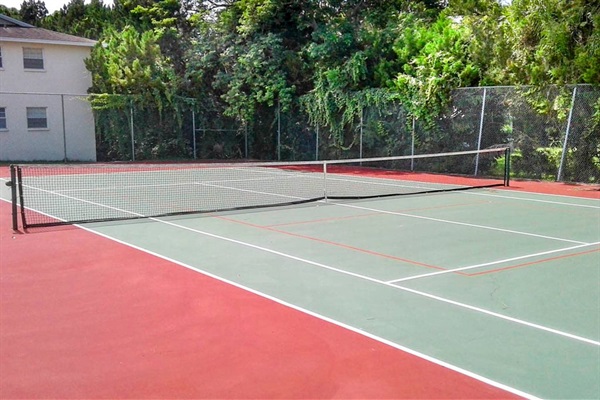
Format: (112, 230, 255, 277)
(468, 247, 600, 276)
(267, 200, 490, 228)
(217, 215, 452, 273)
(266, 211, 383, 227)
(284, 165, 600, 199)
(0, 201, 520, 398)
(500, 181, 600, 199)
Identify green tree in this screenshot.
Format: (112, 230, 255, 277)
(185, 0, 317, 156)
(85, 26, 188, 160)
(19, 0, 48, 25)
(0, 5, 21, 18)
(447, 0, 510, 85)
(86, 26, 178, 99)
(300, 2, 428, 142)
(42, 0, 113, 39)
(392, 12, 479, 123)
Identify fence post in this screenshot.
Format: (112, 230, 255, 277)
(61, 94, 68, 162)
(129, 100, 135, 161)
(277, 99, 281, 161)
(323, 162, 328, 202)
(192, 110, 197, 159)
(245, 123, 248, 159)
(557, 86, 577, 182)
(411, 117, 416, 171)
(474, 87, 487, 176)
(315, 125, 319, 161)
(359, 108, 364, 159)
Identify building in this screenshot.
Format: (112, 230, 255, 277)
(0, 14, 97, 161)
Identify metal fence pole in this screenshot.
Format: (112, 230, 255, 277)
(245, 123, 248, 159)
(277, 99, 281, 161)
(359, 108, 363, 159)
(61, 94, 68, 162)
(474, 87, 487, 176)
(129, 100, 135, 161)
(411, 117, 415, 171)
(192, 110, 197, 159)
(315, 125, 319, 161)
(323, 162, 328, 202)
(557, 86, 577, 182)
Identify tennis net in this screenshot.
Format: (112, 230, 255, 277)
(8, 148, 510, 230)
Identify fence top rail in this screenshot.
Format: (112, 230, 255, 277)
(11, 148, 509, 170)
(454, 83, 597, 91)
(0, 91, 89, 96)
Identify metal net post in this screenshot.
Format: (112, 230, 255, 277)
(9, 165, 18, 231)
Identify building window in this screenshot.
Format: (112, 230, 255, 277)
(23, 47, 44, 69)
(27, 107, 47, 129)
(0, 108, 6, 129)
(0, 47, 3, 68)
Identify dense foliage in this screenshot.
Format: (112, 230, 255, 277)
(3, 0, 599, 172)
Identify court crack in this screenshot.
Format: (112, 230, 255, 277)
(489, 277, 510, 310)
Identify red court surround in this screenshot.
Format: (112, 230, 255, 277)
(2, 164, 595, 398)
(0, 200, 520, 399)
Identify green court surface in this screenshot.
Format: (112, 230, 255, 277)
(2, 169, 599, 398)
(74, 190, 599, 398)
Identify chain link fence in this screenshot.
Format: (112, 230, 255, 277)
(273, 85, 599, 183)
(5, 86, 596, 183)
(88, 84, 600, 184)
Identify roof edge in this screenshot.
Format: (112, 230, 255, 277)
(0, 36, 97, 47)
(0, 14, 35, 28)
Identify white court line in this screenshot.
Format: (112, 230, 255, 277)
(142, 216, 600, 347)
(54, 174, 303, 193)
(387, 242, 600, 284)
(466, 191, 600, 209)
(16, 179, 597, 288)
(336, 202, 590, 245)
(230, 165, 465, 192)
(64, 222, 543, 399)
(4, 192, 599, 348)
(0, 201, 540, 400)
(24, 179, 590, 246)
(17, 177, 319, 215)
(19, 184, 148, 216)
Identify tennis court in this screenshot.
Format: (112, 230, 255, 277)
(1, 151, 599, 399)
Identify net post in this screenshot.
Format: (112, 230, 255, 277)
(16, 166, 28, 229)
(504, 147, 511, 187)
(9, 165, 18, 231)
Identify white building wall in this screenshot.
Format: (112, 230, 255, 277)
(0, 93, 95, 161)
(0, 41, 96, 161)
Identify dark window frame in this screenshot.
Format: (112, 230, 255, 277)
(0, 107, 6, 130)
(23, 47, 44, 70)
(26, 107, 48, 129)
